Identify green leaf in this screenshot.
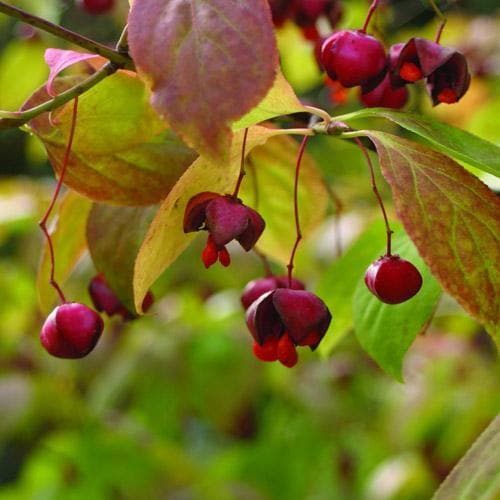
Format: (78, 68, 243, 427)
(340, 108, 500, 177)
(365, 131, 500, 344)
(128, 0, 278, 161)
(232, 70, 306, 130)
(353, 232, 442, 381)
(316, 220, 391, 355)
(87, 204, 157, 314)
(133, 126, 281, 311)
(240, 134, 328, 263)
(26, 75, 197, 205)
(433, 416, 500, 500)
(36, 191, 92, 315)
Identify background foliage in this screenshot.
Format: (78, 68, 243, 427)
(0, 0, 499, 498)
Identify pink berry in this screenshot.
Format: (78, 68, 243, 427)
(78, 0, 114, 15)
(321, 30, 387, 88)
(364, 255, 423, 304)
(89, 274, 154, 320)
(40, 303, 103, 359)
(268, 0, 294, 27)
(89, 274, 122, 317)
(359, 74, 408, 109)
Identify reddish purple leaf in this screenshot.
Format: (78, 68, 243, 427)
(44, 48, 100, 96)
(366, 131, 500, 343)
(128, 0, 278, 160)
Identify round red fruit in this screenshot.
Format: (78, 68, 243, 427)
(321, 30, 387, 88)
(359, 74, 408, 109)
(364, 255, 423, 304)
(40, 303, 103, 359)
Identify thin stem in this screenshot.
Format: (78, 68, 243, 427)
(271, 128, 315, 137)
(115, 25, 129, 53)
(427, 0, 447, 43)
(38, 98, 79, 303)
(253, 248, 273, 277)
(0, 2, 134, 69)
(434, 21, 446, 44)
(361, 0, 380, 33)
(0, 61, 117, 128)
(303, 105, 332, 124)
(232, 128, 249, 198)
(353, 137, 393, 256)
(287, 135, 310, 287)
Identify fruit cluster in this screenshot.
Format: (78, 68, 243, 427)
(320, 30, 470, 109)
(38, 0, 439, 366)
(39, 145, 424, 366)
(182, 188, 334, 367)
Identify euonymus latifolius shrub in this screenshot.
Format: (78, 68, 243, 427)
(0, 0, 498, 378)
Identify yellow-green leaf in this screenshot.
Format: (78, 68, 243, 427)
(240, 134, 328, 263)
(26, 75, 197, 205)
(232, 70, 307, 130)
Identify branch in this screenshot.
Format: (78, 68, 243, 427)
(0, 61, 119, 129)
(0, 1, 134, 70)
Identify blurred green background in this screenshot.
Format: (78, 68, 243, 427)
(0, 1, 499, 498)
